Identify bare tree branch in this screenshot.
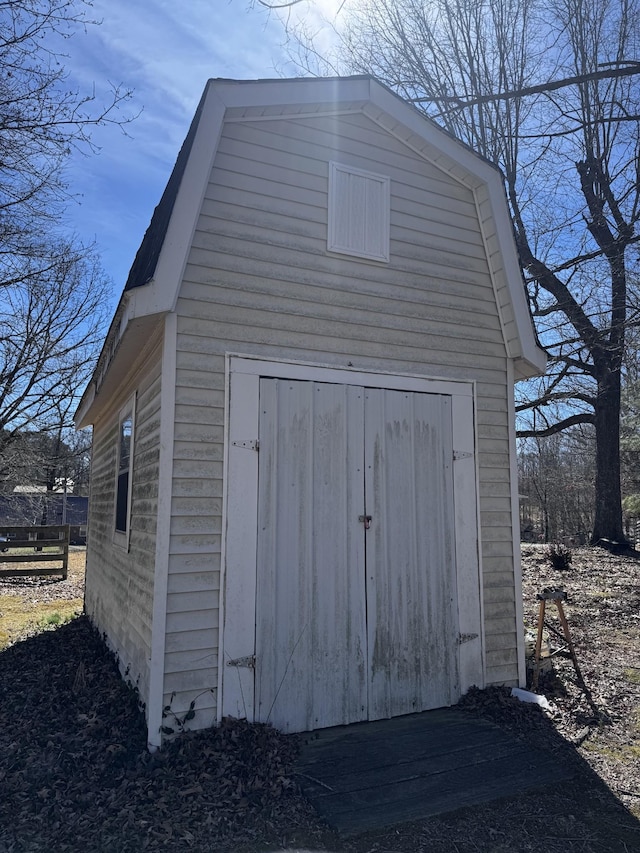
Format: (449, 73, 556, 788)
(258, 0, 305, 6)
(517, 413, 596, 438)
(515, 391, 597, 412)
(410, 62, 640, 109)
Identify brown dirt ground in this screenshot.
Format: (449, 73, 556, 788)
(0, 546, 638, 852)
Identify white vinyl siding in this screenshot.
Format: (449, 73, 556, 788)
(158, 355, 224, 727)
(166, 109, 519, 728)
(328, 161, 390, 262)
(84, 349, 162, 710)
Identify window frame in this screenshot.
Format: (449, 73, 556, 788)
(113, 394, 136, 550)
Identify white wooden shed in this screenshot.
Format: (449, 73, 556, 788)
(75, 76, 546, 750)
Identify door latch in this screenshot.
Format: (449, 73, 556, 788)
(358, 515, 372, 529)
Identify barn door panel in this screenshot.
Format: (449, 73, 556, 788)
(364, 389, 458, 719)
(254, 379, 367, 733)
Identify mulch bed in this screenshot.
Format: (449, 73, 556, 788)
(0, 546, 639, 852)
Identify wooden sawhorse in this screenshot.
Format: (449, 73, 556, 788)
(532, 587, 584, 693)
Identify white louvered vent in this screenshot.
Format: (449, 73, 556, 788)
(328, 161, 390, 263)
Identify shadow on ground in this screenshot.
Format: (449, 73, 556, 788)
(0, 618, 638, 853)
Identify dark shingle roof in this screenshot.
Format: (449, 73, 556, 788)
(123, 89, 207, 292)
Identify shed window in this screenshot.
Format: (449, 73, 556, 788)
(115, 399, 135, 541)
(328, 161, 390, 262)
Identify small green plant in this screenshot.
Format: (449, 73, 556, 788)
(160, 688, 215, 735)
(624, 667, 640, 685)
(546, 543, 573, 570)
(38, 610, 77, 630)
(622, 494, 640, 517)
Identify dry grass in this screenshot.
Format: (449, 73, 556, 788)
(0, 595, 82, 648)
(0, 548, 85, 649)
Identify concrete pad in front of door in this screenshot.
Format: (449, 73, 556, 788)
(295, 707, 572, 835)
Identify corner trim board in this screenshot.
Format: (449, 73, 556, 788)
(147, 312, 178, 750)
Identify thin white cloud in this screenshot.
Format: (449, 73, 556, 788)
(58, 0, 303, 294)
(56, 0, 343, 300)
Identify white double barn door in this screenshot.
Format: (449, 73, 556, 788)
(255, 378, 459, 732)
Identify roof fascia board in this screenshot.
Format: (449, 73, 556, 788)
(210, 75, 374, 110)
(74, 383, 95, 429)
(225, 108, 366, 122)
(366, 101, 541, 372)
(482, 178, 547, 376)
(74, 298, 128, 428)
(75, 314, 164, 428)
(215, 75, 490, 188)
(366, 80, 502, 187)
(213, 77, 496, 190)
(364, 105, 483, 191)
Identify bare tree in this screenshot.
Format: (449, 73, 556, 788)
(0, 0, 132, 258)
(518, 430, 595, 543)
(270, 0, 640, 546)
(620, 327, 640, 502)
(0, 1, 132, 483)
(0, 241, 111, 447)
(0, 422, 91, 528)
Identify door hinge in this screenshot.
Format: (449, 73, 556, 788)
(457, 632, 479, 645)
(226, 655, 256, 669)
(232, 439, 259, 451)
(453, 450, 473, 461)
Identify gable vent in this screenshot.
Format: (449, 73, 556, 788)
(328, 161, 390, 263)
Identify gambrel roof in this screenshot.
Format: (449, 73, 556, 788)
(76, 75, 545, 427)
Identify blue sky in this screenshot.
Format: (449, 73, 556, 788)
(60, 0, 342, 311)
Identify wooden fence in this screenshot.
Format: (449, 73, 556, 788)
(0, 525, 69, 579)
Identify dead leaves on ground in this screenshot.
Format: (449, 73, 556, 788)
(0, 618, 304, 852)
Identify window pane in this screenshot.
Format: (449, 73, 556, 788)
(115, 471, 129, 532)
(116, 413, 133, 534)
(119, 417, 132, 472)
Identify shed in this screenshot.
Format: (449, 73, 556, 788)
(75, 76, 546, 750)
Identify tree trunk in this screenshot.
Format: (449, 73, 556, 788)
(591, 372, 627, 546)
